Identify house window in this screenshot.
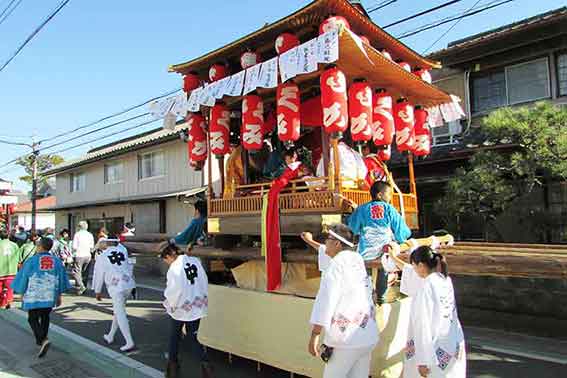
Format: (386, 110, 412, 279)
(557, 53, 567, 96)
(138, 151, 165, 180)
(70, 172, 86, 192)
(432, 121, 461, 147)
(104, 161, 124, 184)
(471, 57, 551, 114)
(506, 58, 550, 105)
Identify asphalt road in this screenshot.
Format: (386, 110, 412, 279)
(40, 286, 565, 378)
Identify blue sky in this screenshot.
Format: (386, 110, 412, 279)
(0, 0, 564, 190)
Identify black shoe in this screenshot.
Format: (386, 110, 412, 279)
(38, 339, 51, 358)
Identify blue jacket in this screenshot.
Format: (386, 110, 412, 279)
(174, 216, 206, 246)
(11, 252, 71, 311)
(348, 200, 411, 260)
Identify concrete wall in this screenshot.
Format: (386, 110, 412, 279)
(13, 213, 55, 230)
(54, 140, 203, 207)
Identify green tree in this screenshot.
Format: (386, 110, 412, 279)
(16, 154, 64, 186)
(435, 102, 567, 241)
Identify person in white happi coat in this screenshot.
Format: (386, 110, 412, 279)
(159, 241, 213, 378)
(387, 243, 466, 378)
(92, 237, 136, 352)
(308, 224, 379, 378)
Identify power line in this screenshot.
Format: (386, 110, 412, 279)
(0, 0, 23, 26)
(39, 87, 181, 143)
(0, 0, 70, 73)
(0, 139, 31, 147)
(40, 112, 150, 152)
(396, 0, 515, 39)
(0, 0, 16, 20)
(368, 0, 399, 14)
(423, 0, 483, 54)
(383, 0, 466, 29)
(51, 118, 161, 155)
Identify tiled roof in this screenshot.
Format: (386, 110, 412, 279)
(429, 7, 567, 58)
(42, 122, 188, 176)
(13, 196, 56, 213)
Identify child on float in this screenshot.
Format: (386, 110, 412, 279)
(91, 235, 136, 352)
(159, 241, 213, 378)
(387, 243, 466, 378)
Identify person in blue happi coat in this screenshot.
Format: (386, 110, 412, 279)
(11, 237, 71, 358)
(348, 180, 411, 304)
(172, 201, 207, 249)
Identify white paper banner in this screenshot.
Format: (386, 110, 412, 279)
(171, 92, 188, 117)
(279, 46, 299, 83)
(243, 64, 262, 95)
(317, 29, 339, 64)
(427, 106, 444, 128)
(149, 96, 176, 118)
(226, 70, 245, 96)
(187, 88, 201, 112)
(296, 39, 318, 75)
(213, 76, 231, 99)
(257, 57, 279, 88)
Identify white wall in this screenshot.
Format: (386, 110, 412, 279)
(14, 213, 55, 231)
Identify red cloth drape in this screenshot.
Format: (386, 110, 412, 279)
(265, 163, 302, 291)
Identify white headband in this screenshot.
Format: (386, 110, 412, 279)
(327, 229, 354, 248)
(99, 238, 120, 242)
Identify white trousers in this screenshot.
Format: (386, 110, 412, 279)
(323, 346, 373, 378)
(108, 290, 134, 346)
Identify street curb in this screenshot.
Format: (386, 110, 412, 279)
(0, 308, 163, 378)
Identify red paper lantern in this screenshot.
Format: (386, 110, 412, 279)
(209, 63, 228, 82)
(372, 89, 394, 147)
(276, 81, 301, 143)
(242, 95, 265, 151)
(183, 72, 200, 93)
(275, 32, 299, 54)
(396, 60, 411, 72)
(413, 68, 432, 84)
(378, 145, 391, 161)
(240, 50, 261, 70)
(379, 49, 393, 61)
(348, 79, 372, 142)
(186, 112, 208, 162)
(320, 65, 348, 134)
(209, 103, 231, 156)
(412, 106, 431, 156)
(394, 98, 415, 152)
(319, 15, 350, 35)
(359, 35, 370, 45)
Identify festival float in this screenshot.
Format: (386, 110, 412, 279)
(124, 0, 567, 376)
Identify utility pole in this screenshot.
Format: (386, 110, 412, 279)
(30, 139, 39, 233)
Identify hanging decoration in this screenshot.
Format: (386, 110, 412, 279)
(379, 49, 393, 61)
(412, 106, 431, 156)
(320, 64, 348, 135)
(209, 102, 231, 156)
(348, 79, 372, 142)
(183, 72, 201, 93)
(240, 50, 261, 70)
(413, 67, 432, 84)
(372, 88, 394, 147)
(359, 35, 370, 45)
(209, 63, 228, 82)
(242, 95, 264, 151)
(394, 98, 415, 152)
(378, 145, 391, 161)
(395, 60, 411, 72)
(276, 80, 301, 144)
(275, 32, 300, 55)
(186, 112, 208, 164)
(319, 15, 350, 35)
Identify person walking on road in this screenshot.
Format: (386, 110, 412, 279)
(0, 229, 21, 309)
(308, 224, 379, 378)
(159, 241, 213, 378)
(11, 237, 71, 358)
(72, 221, 94, 295)
(92, 235, 136, 352)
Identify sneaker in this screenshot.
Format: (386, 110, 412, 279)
(103, 334, 114, 345)
(38, 339, 51, 358)
(120, 344, 136, 353)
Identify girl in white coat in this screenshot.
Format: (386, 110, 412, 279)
(388, 244, 466, 378)
(92, 237, 136, 352)
(159, 241, 213, 378)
